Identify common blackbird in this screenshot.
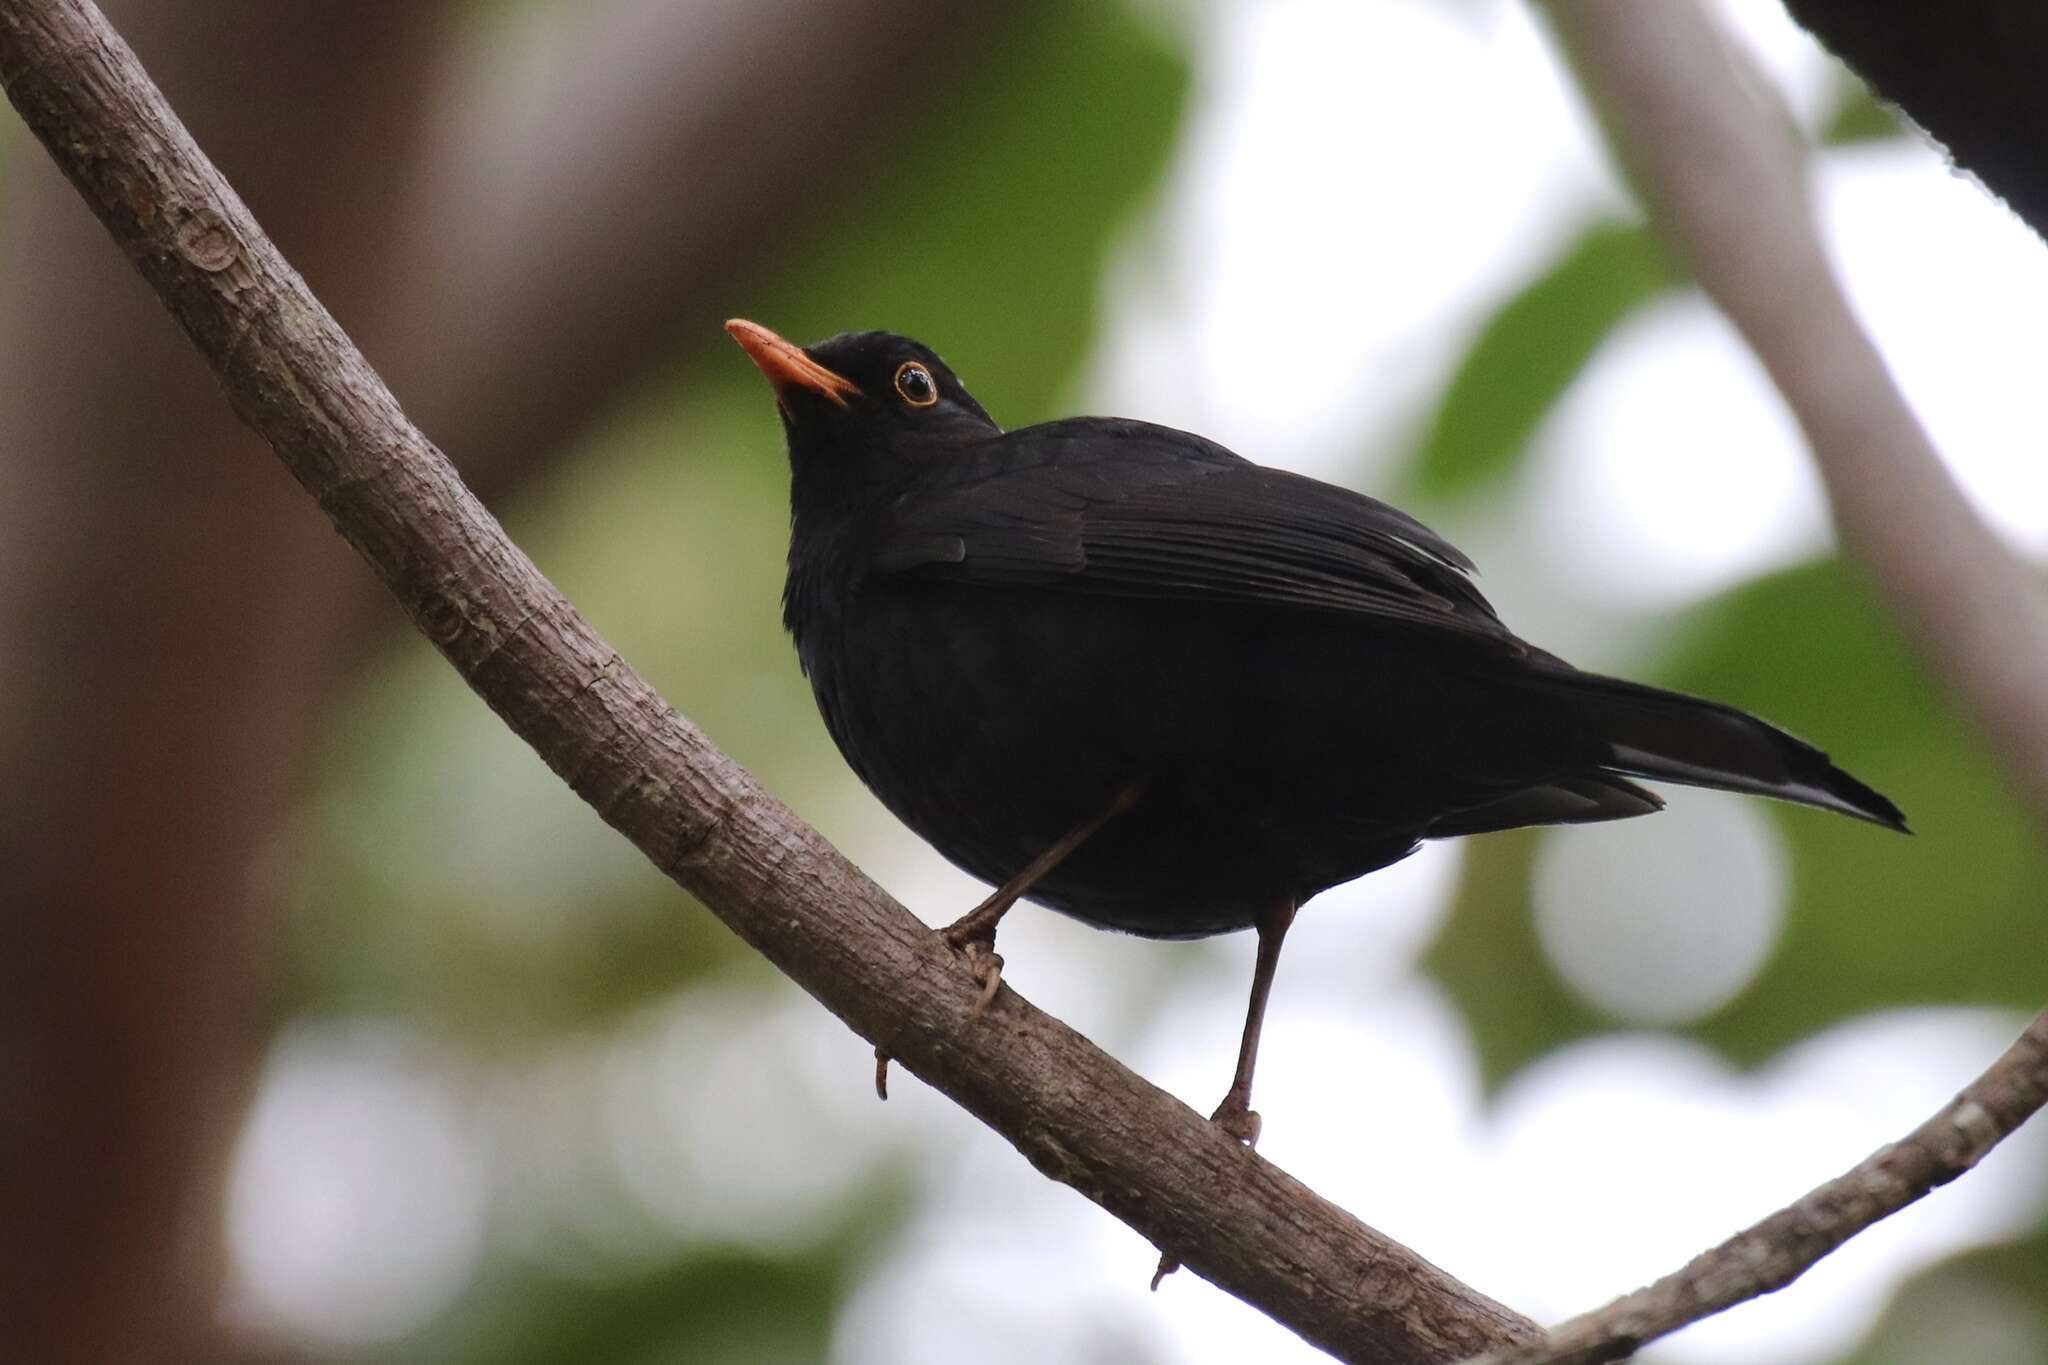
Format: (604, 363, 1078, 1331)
(728, 319, 1906, 1145)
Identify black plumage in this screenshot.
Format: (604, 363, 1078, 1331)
(730, 320, 1905, 1140)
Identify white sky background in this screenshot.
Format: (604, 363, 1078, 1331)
(222, 1, 2048, 1362)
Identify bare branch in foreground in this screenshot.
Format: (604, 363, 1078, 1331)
(0, 1, 1536, 1360)
(1462, 1005, 2048, 1365)
(1548, 0, 2048, 838)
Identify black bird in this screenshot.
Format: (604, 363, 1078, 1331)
(728, 319, 1906, 1144)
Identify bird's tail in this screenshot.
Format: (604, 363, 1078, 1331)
(1518, 665, 1909, 832)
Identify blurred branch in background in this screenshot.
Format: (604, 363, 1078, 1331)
(0, 2, 1536, 1363)
(1547, 0, 2048, 841)
(0, 0, 1004, 1360)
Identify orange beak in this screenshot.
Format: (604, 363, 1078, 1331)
(725, 319, 858, 407)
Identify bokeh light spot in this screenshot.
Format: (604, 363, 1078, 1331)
(1532, 789, 1787, 1024)
(223, 1022, 486, 1346)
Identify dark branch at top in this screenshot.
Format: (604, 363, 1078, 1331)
(1784, 0, 2048, 241)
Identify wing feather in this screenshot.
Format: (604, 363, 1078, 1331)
(872, 418, 1515, 646)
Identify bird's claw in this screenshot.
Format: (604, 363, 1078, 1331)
(875, 918, 1005, 1102)
(956, 938, 1004, 1019)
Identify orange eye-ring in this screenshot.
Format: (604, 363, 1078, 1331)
(894, 361, 939, 407)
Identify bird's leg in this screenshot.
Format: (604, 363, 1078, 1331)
(1153, 896, 1296, 1289)
(941, 780, 1145, 1018)
(874, 781, 1143, 1103)
(1209, 896, 1298, 1145)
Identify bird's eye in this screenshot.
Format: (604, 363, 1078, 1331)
(894, 361, 939, 408)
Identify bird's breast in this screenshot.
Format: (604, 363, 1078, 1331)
(782, 575, 1446, 936)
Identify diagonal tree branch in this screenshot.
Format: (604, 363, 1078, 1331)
(0, 1, 1534, 1361)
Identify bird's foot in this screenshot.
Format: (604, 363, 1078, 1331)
(872, 907, 1010, 1102)
(943, 927, 1005, 1020)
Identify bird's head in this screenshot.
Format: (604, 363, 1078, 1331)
(725, 320, 999, 479)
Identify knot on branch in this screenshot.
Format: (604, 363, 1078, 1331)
(174, 209, 238, 272)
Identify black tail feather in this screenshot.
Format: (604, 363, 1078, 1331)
(1524, 668, 1909, 833)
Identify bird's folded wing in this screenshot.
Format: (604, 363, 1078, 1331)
(870, 419, 1517, 646)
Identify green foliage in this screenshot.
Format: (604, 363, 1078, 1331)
(1406, 219, 1680, 501)
(1822, 74, 1908, 147)
(1427, 559, 2048, 1087)
(1830, 1232, 2048, 1364)
(367, 1241, 861, 1365)
(1404, 67, 1904, 511)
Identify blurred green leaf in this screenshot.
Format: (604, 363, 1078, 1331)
(364, 1164, 914, 1365)
(1821, 75, 1907, 147)
(369, 1245, 848, 1365)
(1829, 1231, 2048, 1364)
(293, 623, 769, 1039)
(1406, 219, 1679, 501)
(1429, 559, 2048, 1087)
